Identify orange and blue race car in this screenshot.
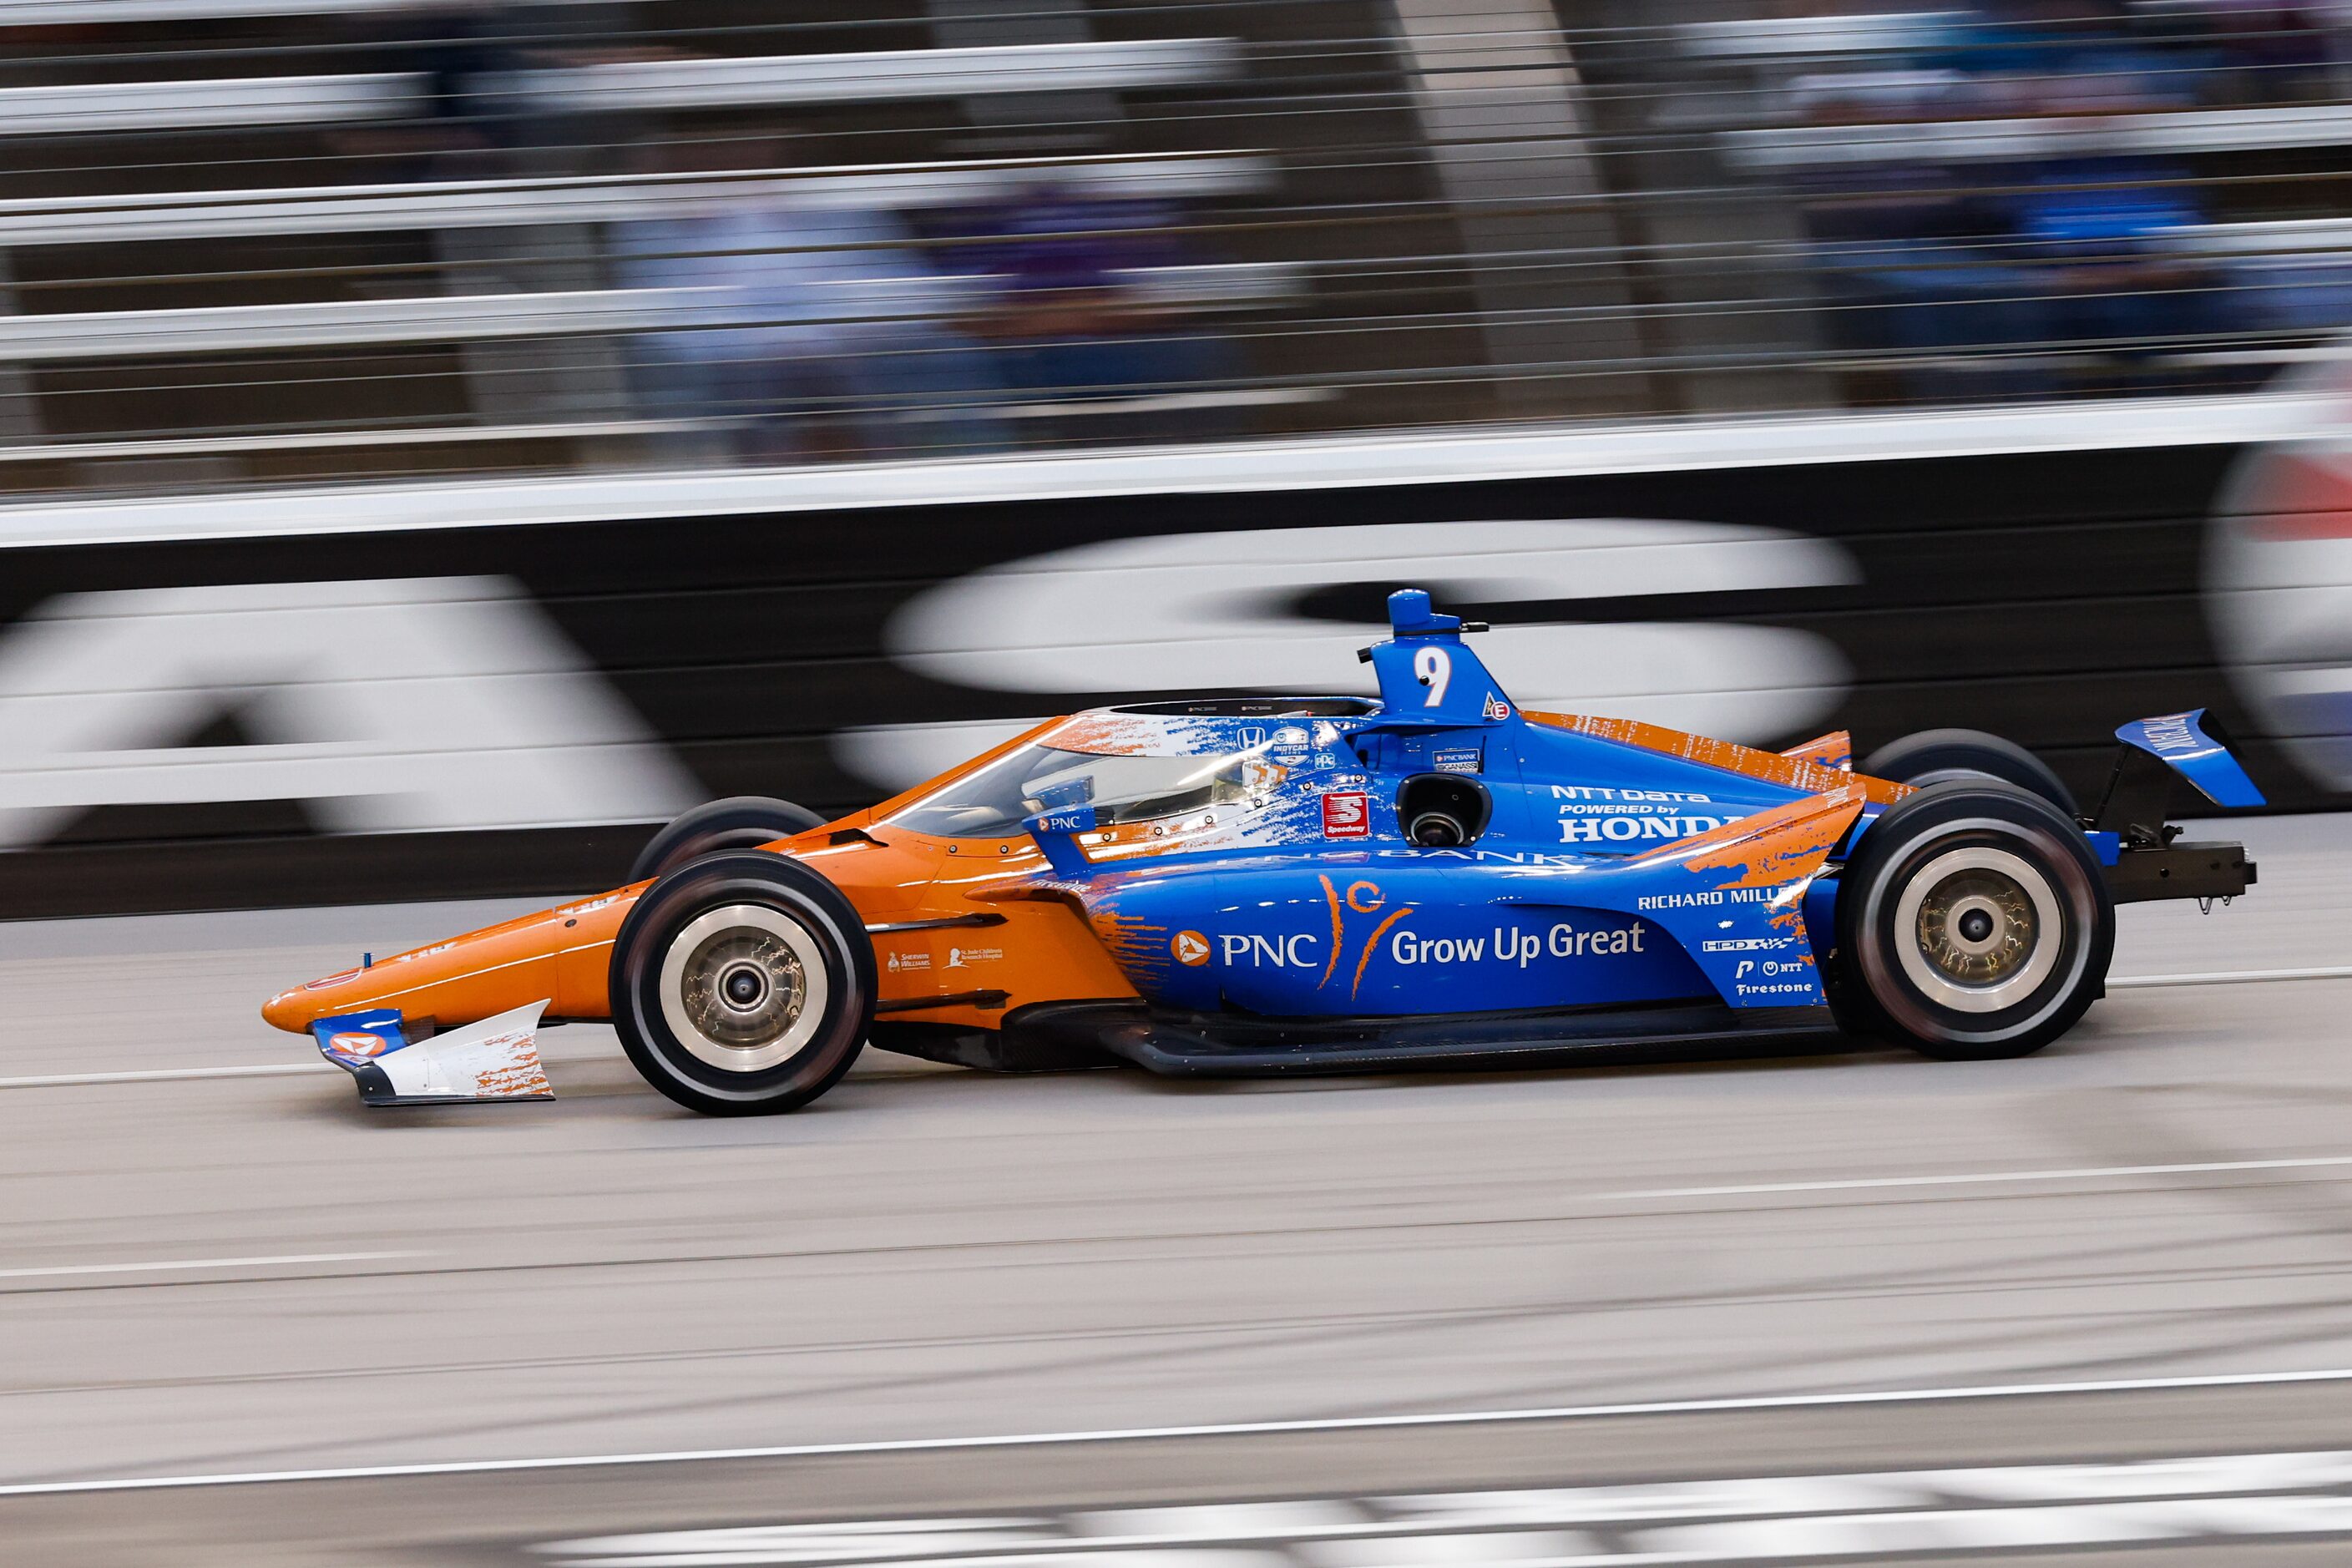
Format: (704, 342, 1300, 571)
(266, 590, 2263, 1115)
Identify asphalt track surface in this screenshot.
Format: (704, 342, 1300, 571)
(0, 814, 2348, 1565)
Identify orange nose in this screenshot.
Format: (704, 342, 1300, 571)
(260, 988, 310, 1033)
(260, 969, 368, 1034)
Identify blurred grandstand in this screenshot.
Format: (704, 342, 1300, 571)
(4, 0, 2352, 493)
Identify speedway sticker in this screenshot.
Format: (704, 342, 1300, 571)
(1321, 791, 1370, 838)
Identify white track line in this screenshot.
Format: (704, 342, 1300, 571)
(1611, 1155, 2352, 1201)
(9, 1366, 2352, 1497)
(0, 1251, 417, 1282)
(3, 964, 2341, 1094)
(0, 1062, 331, 1089)
(2111, 964, 2352, 989)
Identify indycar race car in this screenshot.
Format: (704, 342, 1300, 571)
(266, 590, 2263, 1115)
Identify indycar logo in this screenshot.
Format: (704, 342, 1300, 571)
(1171, 930, 1211, 966)
(1321, 791, 1370, 838)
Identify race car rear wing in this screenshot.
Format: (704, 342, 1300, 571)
(2092, 709, 2263, 905)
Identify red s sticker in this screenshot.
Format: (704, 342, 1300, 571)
(1321, 791, 1369, 838)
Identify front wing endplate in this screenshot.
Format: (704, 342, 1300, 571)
(311, 1000, 554, 1106)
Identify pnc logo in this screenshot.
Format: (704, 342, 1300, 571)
(328, 1032, 389, 1058)
(1171, 930, 1211, 967)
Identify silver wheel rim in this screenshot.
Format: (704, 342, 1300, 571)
(656, 903, 830, 1071)
(1893, 846, 2063, 1014)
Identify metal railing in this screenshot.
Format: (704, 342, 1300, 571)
(1, 0, 2349, 493)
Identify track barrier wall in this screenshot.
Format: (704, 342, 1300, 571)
(2, 407, 2348, 916)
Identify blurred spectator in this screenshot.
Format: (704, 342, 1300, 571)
(1799, 0, 2266, 399)
(609, 137, 1005, 463)
(939, 185, 1246, 443)
(334, 1, 541, 182)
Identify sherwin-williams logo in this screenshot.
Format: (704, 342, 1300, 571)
(1321, 791, 1369, 838)
(1171, 930, 1211, 966)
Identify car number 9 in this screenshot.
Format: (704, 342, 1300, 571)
(1414, 645, 1452, 706)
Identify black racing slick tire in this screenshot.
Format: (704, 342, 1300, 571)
(1860, 729, 2076, 817)
(630, 797, 827, 883)
(1834, 781, 2112, 1061)
(610, 852, 873, 1115)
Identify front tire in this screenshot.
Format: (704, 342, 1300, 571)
(610, 851, 873, 1115)
(1834, 781, 2112, 1060)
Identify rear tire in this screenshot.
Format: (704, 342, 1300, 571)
(1834, 781, 2112, 1061)
(630, 797, 827, 883)
(1861, 729, 2076, 816)
(610, 852, 873, 1115)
